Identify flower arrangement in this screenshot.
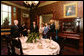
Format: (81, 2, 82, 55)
(26, 32, 39, 43)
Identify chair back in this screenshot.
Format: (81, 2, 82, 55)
(7, 37, 23, 55)
(6, 35, 12, 55)
(11, 38, 23, 55)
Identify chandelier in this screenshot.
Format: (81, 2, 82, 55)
(24, 1, 39, 8)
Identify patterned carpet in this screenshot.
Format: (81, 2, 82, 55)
(1, 47, 8, 55)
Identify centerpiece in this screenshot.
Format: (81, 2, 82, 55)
(26, 32, 39, 43)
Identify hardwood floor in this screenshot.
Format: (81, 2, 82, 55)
(62, 33, 83, 55)
(79, 33, 83, 55)
(62, 46, 83, 55)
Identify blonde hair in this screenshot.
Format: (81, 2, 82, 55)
(50, 19, 54, 24)
(55, 20, 59, 30)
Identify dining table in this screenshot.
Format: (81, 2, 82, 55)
(15, 36, 60, 55)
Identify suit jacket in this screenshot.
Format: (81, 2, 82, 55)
(31, 25, 38, 33)
(50, 24, 55, 32)
(11, 25, 20, 38)
(20, 26, 28, 36)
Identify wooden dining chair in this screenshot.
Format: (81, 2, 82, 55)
(6, 35, 23, 55)
(11, 38, 23, 55)
(6, 35, 12, 55)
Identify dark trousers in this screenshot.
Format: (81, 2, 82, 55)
(43, 34, 47, 39)
(48, 32, 56, 41)
(22, 31, 28, 36)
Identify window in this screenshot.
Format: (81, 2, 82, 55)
(13, 7, 16, 20)
(1, 4, 11, 25)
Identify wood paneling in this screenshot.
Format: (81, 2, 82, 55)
(33, 1, 83, 19)
(32, 1, 83, 32)
(17, 8, 21, 25)
(21, 9, 30, 29)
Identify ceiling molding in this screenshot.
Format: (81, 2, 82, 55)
(38, 1, 59, 7)
(1, 1, 59, 10)
(1, 1, 29, 10)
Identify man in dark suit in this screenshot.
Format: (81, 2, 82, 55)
(11, 20, 20, 38)
(10, 20, 22, 54)
(50, 23, 55, 33)
(49, 20, 56, 41)
(31, 21, 38, 33)
(49, 20, 55, 32)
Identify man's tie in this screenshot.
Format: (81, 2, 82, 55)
(16, 25, 18, 29)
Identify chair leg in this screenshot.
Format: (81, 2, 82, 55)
(11, 41, 16, 55)
(18, 38, 23, 55)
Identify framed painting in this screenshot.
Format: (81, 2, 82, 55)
(64, 2, 78, 18)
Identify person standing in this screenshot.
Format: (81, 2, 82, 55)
(39, 23, 44, 39)
(11, 20, 20, 38)
(20, 23, 28, 37)
(39, 23, 44, 34)
(31, 21, 38, 33)
(49, 20, 56, 41)
(10, 20, 22, 54)
(50, 20, 55, 33)
(55, 20, 60, 42)
(43, 23, 49, 39)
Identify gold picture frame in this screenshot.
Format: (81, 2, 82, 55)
(64, 2, 78, 18)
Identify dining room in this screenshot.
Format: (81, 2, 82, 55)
(1, 1, 83, 55)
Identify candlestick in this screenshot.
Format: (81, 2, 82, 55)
(50, 36, 52, 42)
(50, 36, 52, 40)
(33, 40, 35, 44)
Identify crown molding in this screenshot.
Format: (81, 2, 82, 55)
(1, 1, 59, 10)
(38, 1, 59, 7)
